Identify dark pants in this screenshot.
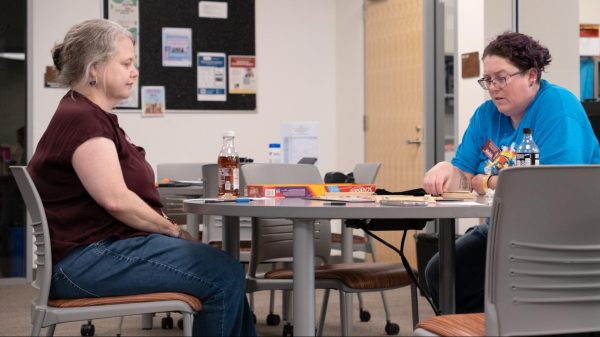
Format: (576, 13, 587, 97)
(424, 223, 489, 313)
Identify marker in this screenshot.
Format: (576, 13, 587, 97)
(235, 198, 251, 203)
(204, 199, 237, 203)
(324, 201, 346, 206)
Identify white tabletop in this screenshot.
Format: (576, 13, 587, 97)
(184, 197, 491, 219)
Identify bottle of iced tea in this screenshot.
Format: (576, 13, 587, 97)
(218, 131, 240, 198)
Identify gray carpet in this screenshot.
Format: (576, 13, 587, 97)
(0, 283, 436, 336)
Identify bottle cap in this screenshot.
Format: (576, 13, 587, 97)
(269, 143, 281, 148)
(223, 130, 235, 137)
(523, 128, 531, 134)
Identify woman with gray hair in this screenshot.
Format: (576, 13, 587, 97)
(28, 19, 256, 336)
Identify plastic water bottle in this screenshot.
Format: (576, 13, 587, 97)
(268, 143, 281, 163)
(516, 128, 539, 166)
(218, 131, 240, 197)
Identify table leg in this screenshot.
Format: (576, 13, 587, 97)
(186, 213, 200, 240)
(293, 219, 315, 336)
(222, 216, 240, 260)
(341, 223, 354, 329)
(438, 218, 456, 314)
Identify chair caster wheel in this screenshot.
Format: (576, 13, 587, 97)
(282, 322, 293, 337)
(161, 316, 174, 329)
(359, 308, 371, 322)
(266, 313, 281, 326)
(80, 320, 95, 336)
(177, 318, 183, 330)
(385, 321, 400, 335)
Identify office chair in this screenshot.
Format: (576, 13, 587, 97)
(327, 162, 399, 331)
(10, 166, 201, 337)
(414, 165, 600, 336)
(242, 163, 417, 336)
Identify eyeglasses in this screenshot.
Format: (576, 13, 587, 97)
(477, 70, 525, 90)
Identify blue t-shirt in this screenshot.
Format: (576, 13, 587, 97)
(452, 80, 600, 175)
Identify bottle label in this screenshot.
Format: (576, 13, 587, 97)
(516, 152, 539, 166)
(218, 166, 239, 196)
(232, 167, 239, 190)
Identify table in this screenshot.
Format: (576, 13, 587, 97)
(184, 198, 491, 336)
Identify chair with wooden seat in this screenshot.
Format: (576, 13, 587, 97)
(242, 163, 418, 336)
(10, 166, 201, 336)
(328, 162, 394, 325)
(414, 165, 600, 336)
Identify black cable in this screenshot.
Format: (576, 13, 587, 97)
(363, 228, 441, 315)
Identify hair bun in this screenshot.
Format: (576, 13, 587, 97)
(52, 47, 62, 71)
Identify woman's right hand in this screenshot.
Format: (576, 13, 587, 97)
(423, 161, 454, 196)
(177, 228, 197, 241)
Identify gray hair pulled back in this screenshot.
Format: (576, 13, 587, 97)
(51, 19, 133, 87)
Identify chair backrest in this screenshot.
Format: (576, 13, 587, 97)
(156, 162, 206, 182)
(201, 164, 219, 198)
(241, 163, 323, 185)
(241, 163, 329, 276)
(352, 162, 381, 184)
(10, 166, 51, 306)
(485, 165, 600, 336)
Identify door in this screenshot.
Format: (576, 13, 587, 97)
(365, 0, 424, 265)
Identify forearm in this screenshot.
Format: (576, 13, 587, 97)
(72, 137, 179, 237)
(104, 189, 179, 237)
(448, 165, 472, 191)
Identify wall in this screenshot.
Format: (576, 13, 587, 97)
(519, 0, 580, 97)
(455, 0, 485, 146)
(580, 0, 600, 24)
(28, 0, 365, 176)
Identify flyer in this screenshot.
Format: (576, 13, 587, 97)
(141, 86, 166, 117)
(281, 122, 319, 164)
(229, 55, 256, 94)
(162, 27, 193, 67)
(197, 52, 227, 101)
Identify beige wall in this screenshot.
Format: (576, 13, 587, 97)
(519, 0, 580, 96)
(580, 0, 600, 24)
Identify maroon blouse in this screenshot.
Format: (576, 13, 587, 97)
(28, 91, 161, 263)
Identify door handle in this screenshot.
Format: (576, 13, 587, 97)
(406, 125, 423, 145)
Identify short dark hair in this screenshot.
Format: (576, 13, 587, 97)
(483, 31, 551, 82)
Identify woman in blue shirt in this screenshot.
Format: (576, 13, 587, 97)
(422, 31, 600, 313)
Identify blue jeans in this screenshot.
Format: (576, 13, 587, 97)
(50, 234, 256, 337)
(424, 223, 489, 314)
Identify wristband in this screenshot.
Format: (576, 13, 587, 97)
(482, 174, 492, 194)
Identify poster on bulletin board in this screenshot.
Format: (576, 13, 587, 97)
(104, 0, 256, 112)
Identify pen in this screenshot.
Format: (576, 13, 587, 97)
(324, 201, 346, 206)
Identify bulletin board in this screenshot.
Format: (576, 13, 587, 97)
(104, 0, 256, 112)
